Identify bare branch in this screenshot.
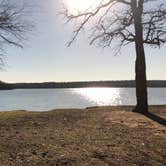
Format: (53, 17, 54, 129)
(64, 0, 132, 46)
(0, 0, 36, 68)
(143, 3, 166, 46)
(63, 0, 166, 50)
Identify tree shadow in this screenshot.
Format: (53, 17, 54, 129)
(142, 112, 166, 126)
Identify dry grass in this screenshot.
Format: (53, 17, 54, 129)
(0, 106, 165, 166)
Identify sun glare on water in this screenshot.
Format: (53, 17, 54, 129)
(65, 0, 102, 14)
(72, 88, 121, 106)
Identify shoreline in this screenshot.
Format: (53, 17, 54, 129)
(1, 105, 166, 112)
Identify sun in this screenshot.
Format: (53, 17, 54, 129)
(65, 0, 102, 14)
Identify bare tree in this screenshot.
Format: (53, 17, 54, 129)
(0, 0, 35, 68)
(63, 0, 166, 113)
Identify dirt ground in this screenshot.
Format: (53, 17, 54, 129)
(0, 106, 165, 166)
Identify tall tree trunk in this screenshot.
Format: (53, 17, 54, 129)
(132, 0, 148, 113)
(134, 40, 148, 113)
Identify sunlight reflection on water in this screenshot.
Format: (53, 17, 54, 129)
(0, 88, 166, 111)
(72, 88, 122, 106)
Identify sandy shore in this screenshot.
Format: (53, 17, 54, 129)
(0, 106, 166, 165)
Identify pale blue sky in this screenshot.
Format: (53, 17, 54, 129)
(0, 0, 166, 83)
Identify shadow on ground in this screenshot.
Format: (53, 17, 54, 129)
(143, 112, 166, 126)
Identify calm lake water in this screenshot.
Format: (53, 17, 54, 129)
(0, 88, 166, 111)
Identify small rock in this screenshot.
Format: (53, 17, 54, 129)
(141, 143, 145, 146)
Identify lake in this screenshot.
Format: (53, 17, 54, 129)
(0, 88, 166, 111)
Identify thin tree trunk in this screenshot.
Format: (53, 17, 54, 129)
(132, 0, 148, 113)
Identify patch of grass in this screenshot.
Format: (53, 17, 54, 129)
(0, 106, 165, 165)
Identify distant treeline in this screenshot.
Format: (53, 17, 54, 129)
(0, 81, 14, 90)
(0, 80, 166, 90)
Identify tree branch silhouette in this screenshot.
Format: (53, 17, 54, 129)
(0, 0, 35, 67)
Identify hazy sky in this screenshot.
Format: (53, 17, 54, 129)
(0, 0, 166, 83)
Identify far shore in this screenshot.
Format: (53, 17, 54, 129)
(1, 80, 166, 90)
(0, 106, 165, 165)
